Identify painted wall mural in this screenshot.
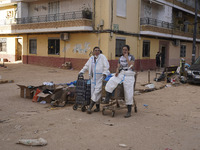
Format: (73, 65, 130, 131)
(73, 42, 90, 54)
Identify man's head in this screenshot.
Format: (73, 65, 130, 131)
(122, 45, 130, 56)
(93, 46, 101, 56)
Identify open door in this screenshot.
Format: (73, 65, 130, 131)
(161, 46, 166, 68)
(16, 38, 22, 60)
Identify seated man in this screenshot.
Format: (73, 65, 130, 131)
(102, 45, 135, 118)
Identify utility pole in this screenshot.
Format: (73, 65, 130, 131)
(192, 0, 198, 64)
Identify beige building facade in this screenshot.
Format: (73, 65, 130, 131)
(0, 0, 200, 71)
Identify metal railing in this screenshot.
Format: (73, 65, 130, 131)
(140, 17, 198, 34)
(140, 17, 174, 29)
(15, 11, 92, 24)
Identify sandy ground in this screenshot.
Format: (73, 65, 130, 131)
(0, 62, 200, 150)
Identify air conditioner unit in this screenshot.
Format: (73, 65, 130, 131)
(178, 12, 182, 18)
(60, 33, 69, 41)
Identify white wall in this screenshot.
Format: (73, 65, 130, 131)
(17, 2, 28, 18)
(141, 0, 172, 23)
(7, 37, 16, 55)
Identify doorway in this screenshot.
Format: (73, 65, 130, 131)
(161, 46, 166, 67)
(16, 38, 22, 60)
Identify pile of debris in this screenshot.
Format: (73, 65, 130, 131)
(17, 81, 76, 107)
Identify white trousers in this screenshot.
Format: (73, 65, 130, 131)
(91, 74, 103, 103)
(105, 70, 135, 105)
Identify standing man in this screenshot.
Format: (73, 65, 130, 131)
(79, 46, 110, 114)
(156, 51, 161, 70)
(102, 45, 135, 118)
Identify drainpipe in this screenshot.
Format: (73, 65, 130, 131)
(93, 0, 96, 30)
(138, 0, 142, 71)
(110, 0, 113, 31)
(192, 0, 197, 64)
(26, 34, 28, 64)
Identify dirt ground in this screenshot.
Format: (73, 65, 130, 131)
(0, 62, 200, 150)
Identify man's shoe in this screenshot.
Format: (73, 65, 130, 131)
(94, 104, 100, 112)
(101, 99, 109, 104)
(87, 101, 95, 114)
(124, 112, 131, 118)
(101, 92, 112, 104)
(124, 105, 132, 118)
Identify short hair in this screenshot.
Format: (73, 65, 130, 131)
(93, 46, 100, 51)
(123, 45, 130, 51)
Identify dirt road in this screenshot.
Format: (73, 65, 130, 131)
(0, 62, 200, 150)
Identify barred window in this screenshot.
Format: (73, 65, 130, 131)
(115, 39, 126, 57)
(143, 40, 150, 57)
(48, 39, 60, 55)
(180, 45, 186, 57)
(0, 38, 7, 52)
(29, 39, 37, 54)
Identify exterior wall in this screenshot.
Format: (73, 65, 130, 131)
(113, 0, 139, 33)
(168, 42, 200, 66)
(94, 0, 110, 30)
(0, 36, 16, 62)
(0, 5, 16, 25)
(168, 42, 180, 66)
(22, 32, 107, 67)
(17, 2, 28, 18)
(23, 32, 99, 58)
(135, 37, 159, 70)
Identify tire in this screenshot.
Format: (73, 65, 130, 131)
(73, 104, 78, 110)
(81, 106, 86, 112)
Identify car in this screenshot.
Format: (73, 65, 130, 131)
(187, 56, 200, 84)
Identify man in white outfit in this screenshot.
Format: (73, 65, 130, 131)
(79, 47, 110, 114)
(102, 45, 135, 118)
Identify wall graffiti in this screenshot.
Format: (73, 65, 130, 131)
(73, 42, 90, 54)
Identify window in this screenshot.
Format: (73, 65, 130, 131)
(0, 38, 7, 52)
(116, 0, 127, 17)
(48, 39, 60, 55)
(29, 39, 37, 54)
(180, 45, 186, 57)
(115, 39, 126, 57)
(48, 1, 59, 14)
(142, 40, 150, 57)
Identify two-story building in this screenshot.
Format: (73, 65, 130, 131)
(0, 0, 200, 71)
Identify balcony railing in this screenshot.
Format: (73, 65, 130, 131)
(16, 11, 92, 24)
(140, 17, 198, 34)
(140, 17, 174, 29)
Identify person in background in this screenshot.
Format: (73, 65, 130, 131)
(102, 45, 135, 118)
(78, 46, 110, 114)
(156, 51, 161, 70)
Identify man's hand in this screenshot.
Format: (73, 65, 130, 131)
(115, 72, 119, 77)
(124, 53, 129, 59)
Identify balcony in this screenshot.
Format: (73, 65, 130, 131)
(16, 11, 92, 24)
(140, 18, 174, 29)
(140, 17, 200, 39)
(0, 11, 93, 34)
